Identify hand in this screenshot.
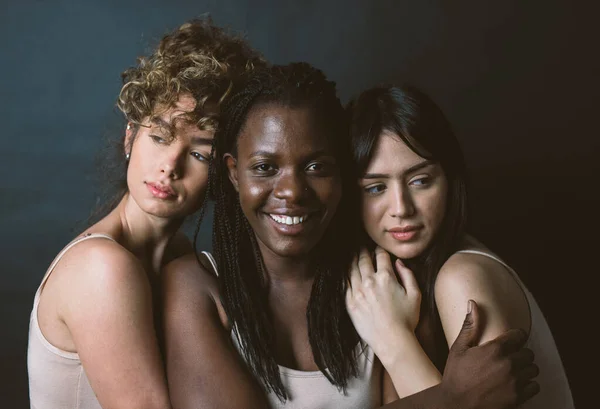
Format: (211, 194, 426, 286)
(441, 300, 540, 409)
(345, 247, 421, 361)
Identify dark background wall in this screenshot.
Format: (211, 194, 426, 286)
(1, 0, 596, 407)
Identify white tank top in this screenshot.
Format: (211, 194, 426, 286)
(201, 251, 383, 409)
(28, 233, 115, 409)
(456, 248, 575, 409)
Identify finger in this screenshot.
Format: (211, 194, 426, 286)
(516, 362, 539, 382)
(484, 328, 528, 355)
(357, 247, 375, 280)
(395, 259, 419, 295)
(510, 347, 535, 369)
(450, 300, 481, 352)
(374, 246, 394, 275)
(517, 380, 540, 405)
(349, 253, 362, 291)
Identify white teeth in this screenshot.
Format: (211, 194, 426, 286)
(269, 214, 309, 225)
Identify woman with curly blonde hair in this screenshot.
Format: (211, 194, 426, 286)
(27, 18, 263, 409)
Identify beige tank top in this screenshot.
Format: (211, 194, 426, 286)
(28, 233, 115, 409)
(456, 248, 575, 409)
(201, 251, 383, 409)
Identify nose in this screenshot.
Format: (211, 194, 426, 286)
(389, 183, 415, 218)
(273, 169, 307, 202)
(160, 148, 185, 180)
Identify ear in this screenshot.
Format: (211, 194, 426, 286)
(224, 153, 239, 192)
(124, 123, 135, 156)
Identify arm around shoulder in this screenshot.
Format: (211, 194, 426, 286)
(161, 253, 269, 409)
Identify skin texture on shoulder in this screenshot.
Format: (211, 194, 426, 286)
(38, 237, 171, 409)
(434, 242, 531, 347)
(161, 253, 270, 409)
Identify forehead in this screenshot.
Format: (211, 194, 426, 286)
(366, 131, 426, 172)
(149, 94, 213, 139)
(237, 104, 333, 155)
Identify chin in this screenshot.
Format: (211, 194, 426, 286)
(382, 240, 428, 260)
(140, 200, 186, 219)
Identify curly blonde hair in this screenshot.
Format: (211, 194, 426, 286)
(88, 18, 264, 225)
(117, 17, 265, 132)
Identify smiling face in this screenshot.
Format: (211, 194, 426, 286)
(126, 94, 213, 219)
(226, 103, 342, 259)
(360, 131, 448, 259)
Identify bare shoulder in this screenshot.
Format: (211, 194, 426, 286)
(434, 247, 531, 345)
(163, 231, 195, 265)
(52, 237, 145, 289)
(53, 238, 149, 312)
(161, 252, 227, 328)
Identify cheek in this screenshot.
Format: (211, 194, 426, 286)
(313, 177, 342, 209)
(238, 177, 270, 214)
(422, 186, 447, 232)
(360, 196, 383, 235)
(187, 171, 209, 198)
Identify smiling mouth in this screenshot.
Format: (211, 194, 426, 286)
(268, 214, 310, 225)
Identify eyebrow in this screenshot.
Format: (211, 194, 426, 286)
(191, 136, 213, 146)
(362, 159, 435, 179)
(150, 117, 172, 131)
(248, 149, 335, 160)
(151, 117, 212, 145)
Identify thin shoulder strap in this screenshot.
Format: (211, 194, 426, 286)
(455, 248, 528, 290)
(200, 251, 219, 277)
(34, 233, 116, 303)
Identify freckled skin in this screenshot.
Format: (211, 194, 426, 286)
(226, 104, 342, 259)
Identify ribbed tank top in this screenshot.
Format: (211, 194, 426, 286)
(201, 251, 382, 409)
(456, 249, 575, 409)
(28, 233, 115, 409)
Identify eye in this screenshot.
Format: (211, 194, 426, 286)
(191, 151, 210, 162)
(150, 135, 167, 145)
(253, 163, 276, 174)
(306, 162, 322, 171)
(409, 176, 431, 187)
(364, 183, 386, 196)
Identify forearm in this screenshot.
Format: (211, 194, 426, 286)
(377, 331, 442, 398)
(380, 383, 457, 409)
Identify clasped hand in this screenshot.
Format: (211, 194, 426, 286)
(345, 246, 421, 362)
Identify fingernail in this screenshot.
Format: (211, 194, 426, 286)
(467, 300, 473, 313)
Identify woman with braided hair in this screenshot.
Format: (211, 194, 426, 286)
(27, 18, 263, 409)
(162, 63, 540, 409)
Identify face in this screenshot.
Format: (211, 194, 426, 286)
(126, 94, 213, 219)
(226, 104, 342, 259)
(359, 131, 448, 259)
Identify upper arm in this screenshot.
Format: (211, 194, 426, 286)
(434, 253, 531, 348)
(61, 242, 170, 409)
(161, 254, 269, 409)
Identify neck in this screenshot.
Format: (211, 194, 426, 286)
(257, 241, 316, 290)
(114, 193, 184, 272)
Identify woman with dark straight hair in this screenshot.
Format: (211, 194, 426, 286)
(346, 84, 574, 408)
(162, 67, 540, 409)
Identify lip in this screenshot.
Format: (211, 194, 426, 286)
(387, 225, 422, 241)
(146, 182, 176, 199)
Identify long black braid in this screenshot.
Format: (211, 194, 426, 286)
(207, 63, 360, 401)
